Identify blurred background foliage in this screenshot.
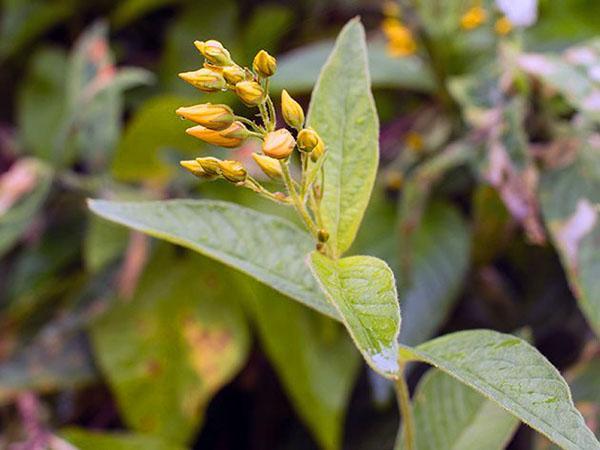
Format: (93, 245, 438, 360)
(0, 0, 599, 449)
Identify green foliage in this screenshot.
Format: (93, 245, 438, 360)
(307, 19, 379, 256)
(62, 428, 185, 450)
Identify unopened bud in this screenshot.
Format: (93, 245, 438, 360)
(179, 68, 226, 92)
(222, 66, 247, 85)
(235, 80, 265, 106)
(252, 153, 282, 180)
(186, 123, 245, 148)
(252, 50, 277, 78)
(281, 90, 304, 130)
(194, 40, 233, 66)
(218, 160, 247, 183)
(310, 139, 325, 162)
(196, 157, 222, 176)
(180, 160, 216, 180)
(219, 121, 251, 140)
(176, 103, 234, 130)
(297, 128, 321, 152)
(317, 229, 329, 243)
(460, 6, 487, 30)
(263, 129, 295, 160)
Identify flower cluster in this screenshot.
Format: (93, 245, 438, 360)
(176, 40, 330, 248)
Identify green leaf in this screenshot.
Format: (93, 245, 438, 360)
(88, 199, 337, 318)
(90, 249, 250, 443)
(242, 4, 293, 59)
(243, 282, 360, 450)
(539, 134, 600, 337)
(306, 18, 380, 256)
(272, 39, 435, 94)
(308, 251, 400, 378)
(61, 428, 185, 450)
(110, 95, 200, 182)
(399, 202, 470, 347)
(111, 0, 180, 29)
(404, 369, 519, 450)
(400, 330, 600, 450)
(0, 160, 53, 258)
(84, 214, 130, 273)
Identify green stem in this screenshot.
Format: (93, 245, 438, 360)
(245, 177, 291, 205)
(394, 372, 416, 450)
(279, 160, 319, 237)
(234, 115, 264, 134)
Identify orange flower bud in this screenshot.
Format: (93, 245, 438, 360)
(186, 123, 245, 148)
(262, 129, 295, 159)
(222, 66, 247, 85)
(176, 103, 234, 130)
(235, 80, 265, 106)
(194, 40, 233, 66)
(178, 68, 226, 92)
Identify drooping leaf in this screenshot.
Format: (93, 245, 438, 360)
(400, 330, 600, 450)
(306, 18, 380, 257)
(243, 282, 360, 450)
(539, 133, 600, 338)
(88, 199, 337, 318)
(110, 95, 200, 182)
(308, 251, 400, 378)
(90, 248, 250, 443)
(402, 369, 519, 450)
(62, 428, 185, 450)
(272, 39, 435, 94)
(398, 202, 470, 347)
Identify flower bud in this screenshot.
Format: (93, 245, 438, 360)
(495, 16, 512, 35)
(281, 90, 305, 130)
(252, 50, 277, 77)
(460, 6, 487, 30)
(176, 103, 234, 130)
(296, 128, 321, 153)
(194, 40, 233, 66)
(310, 139, 325, 162)
(219, 121, 251, 141)
(180, 160, 217, 180)
(186, 123, 244, 148)
(317, 229, 329, 243)
(252, 153, 282, 180)
(222, 66, 246, 85)
(218, 160, 247, 183)
(179, 68, 226, 92)
(262, 129, 295, 160)
(196, 157, 222, 176)
(235, 80, 265, 106)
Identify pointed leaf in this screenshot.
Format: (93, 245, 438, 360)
(308, 251, 400, 378)
(400, 330, 600, 450)
(88, 199, 337, 318)
(62, 428, 185, 450)
(404, 369, 519, 450)
(306, 18, 379, 256)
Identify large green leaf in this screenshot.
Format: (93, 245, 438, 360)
(539, 134, 600, 337)
(90, 249, 250, 443)
(243, 282, 360, 450)
(306, 18, 380, 257)
(62, 428, 185, 450)
(399, 202, 470, 346)
(402, 369, 519, 450)
(308, 251, 400, 378)
(272, 39, 435, 94)
(400, 330, 600, 450)
(88, 199, 337, 318)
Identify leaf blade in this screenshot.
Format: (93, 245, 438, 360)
(306, 18, 379, 256)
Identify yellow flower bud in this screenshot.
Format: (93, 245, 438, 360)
(178, 68, 226, 92)
(194, 40, 233, 66)
(252, 153, 282, 180)
(235, 80, 265, 106)
(222, 66, 247, 85)
(176, 103, 234, 130)
(296, 128, 321, 153)
(180, 160, 217, 180)
(460, 6, 487, 30)
(495, 16, 512, 35)
(219, 121, 251, 141)
(381, 18, 416, 57)
(252, 50, 277, 78)
(186, 123, 245, 148)
(317, 229, 329, 243)
(262, 129, 295, 160)
(310, 139, 325, 162)
(281, 90, 305, 130)
(196, 157, 222, 176)
(218, 160, 247, 183)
